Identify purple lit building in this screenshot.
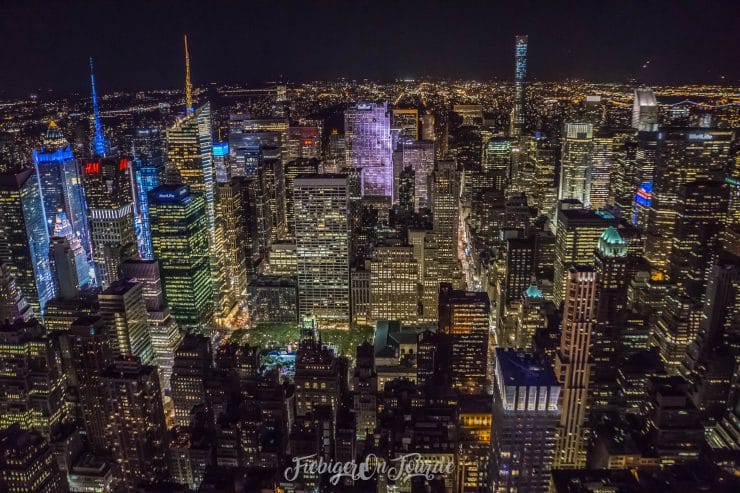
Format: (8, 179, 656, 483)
(345, 102, 393, 200)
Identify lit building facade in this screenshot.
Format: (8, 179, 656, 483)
(492, 348, 559, 492)
(554, 266, 596, 469)
(82, 157, 138, 288)
(294, 175, 350, 327)
(345, 102, 393, 199)
(558, 123, 594, 206)
(149, 185, 214, 335)
(0, 168, 55, 314)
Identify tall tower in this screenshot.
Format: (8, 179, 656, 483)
(0, 168, 55, 314)
(558, 123, 594, 205)
(344, 102, 393, 199)
(82, 157, 138, 288)
(89, 58, 110, 157)
(510, 35, 528, 137)
(294, 174, 350, 327)
(554, 266, 596, 469)
(148, 185, 214, 335)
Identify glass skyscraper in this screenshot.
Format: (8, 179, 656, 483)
(132, 127, 166, 260)
(0, 168, 55, 314)
(148, 184, 214, 335)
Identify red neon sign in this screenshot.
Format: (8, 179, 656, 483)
(85, 161, 100, 174)
(118, 159, 128, 171)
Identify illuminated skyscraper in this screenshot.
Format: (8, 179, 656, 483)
(401, 140, 434, 210)
(294, 175, 350, 327)
(369, 244, 419, 326)
(438, 283, 490, 394)
(631, 88, 658, 132)
(149, 184, 214, 335)
(645, 129, 733, 275)
(668, 180, 730, 298)
(131, 127, 165, 260)
(552, 205, 616, 306)
(492, 349, 559, 493)
(166, 103, 216, 246)
(121, 259, 182, 393)
(0, 318, 71, 440)
(510, 35, 528, 137)
(98, 278, 154, 364)
(554, 266, 596, 469)
(82, 157, 138, 288)
(282, 158, 320, 239)
(0, 168, 55, 314)
(484, 137, 512, 191)
(32, 122, 90, 255)
(591, 227, 629, 412)
(215, 177, 250, 317)
(558, 123, 594, 205)
(345, 101, 393, 199)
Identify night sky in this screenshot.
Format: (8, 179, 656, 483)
(1, 0, 738, 96)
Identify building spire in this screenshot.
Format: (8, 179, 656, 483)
(89, 57, 108, 157)
(184, 35, 193, 114)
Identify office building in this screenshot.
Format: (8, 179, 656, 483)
(98, 278, 154, 364)
(645, 129, 733, 275)
(492, 349, 559, 493)
(553, 206, 616, 306)
(131, 126, 166, 260)
(392, 108, 419, 140)
(554, 266, 596, 469)
(149, 185, 214, 335)
(438, 283, 490, 393)
(558, 123, 594, 205)
(401, 140, 434, 210)
(632, 88, 658, 132)
(68, 315, 114, 452)
(101, 358, 168, 489)
(82, 157, 138, 288)
(294, 175, 350, 327)
(32, 121, 90, 257)
(0, 425, 69, 493)
(121, 259, 182, 392)
(172, 335, 212, 426)
(0, 263, 32, 323)
(369, 244, 420, 326)
(0, 318, 71, 440)
(345, 102, 393, 199)
(0, 168, 55, 314)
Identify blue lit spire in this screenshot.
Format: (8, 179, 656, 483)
(89, 57, 109, 157)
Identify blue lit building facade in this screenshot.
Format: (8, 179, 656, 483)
(32, 122, 93, 268)
(132, 127, 166, 260)
(0, 169, 56, 314)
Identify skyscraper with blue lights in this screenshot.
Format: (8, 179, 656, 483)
(89, 58, 110, 157)
(132, 127, 166, 260)
(0, 168, 56, 314)
(32, 122, 92, 263)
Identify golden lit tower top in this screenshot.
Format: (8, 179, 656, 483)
(184, 34, 193, 114)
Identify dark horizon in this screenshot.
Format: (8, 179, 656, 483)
(1, 0, 739, 97)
